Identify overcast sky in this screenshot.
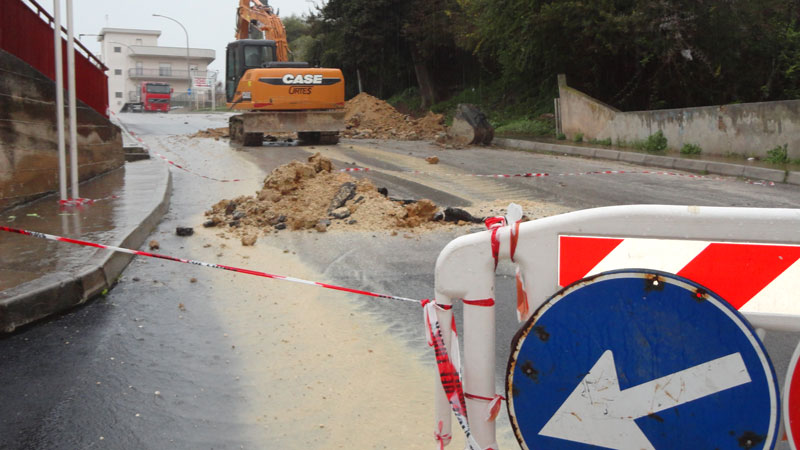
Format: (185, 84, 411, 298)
(45, 0, 320, 75)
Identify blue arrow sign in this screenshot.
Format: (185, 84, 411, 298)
(507, 270, 780, 450)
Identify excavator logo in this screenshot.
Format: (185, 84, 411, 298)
(258, 75, 342, 86)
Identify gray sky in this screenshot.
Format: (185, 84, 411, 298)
(46, 0, 320, 75)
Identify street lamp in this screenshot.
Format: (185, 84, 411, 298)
(152, 13, 191, 96)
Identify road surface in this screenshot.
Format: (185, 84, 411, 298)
(2, 112, 799, 449)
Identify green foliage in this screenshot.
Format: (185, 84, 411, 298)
(680, 143, 703, 155)
(387, 87, 423, 114)
(574, 132, 584, 143)
(282, 15, 310, 43)
(765, 144, 789, 163)
(557, 132, 567, 140)
(495, 119, 554, 136)
(636, 131, 668, 152)
(301, 0, 800, 134)
(589, 137, 612, 146)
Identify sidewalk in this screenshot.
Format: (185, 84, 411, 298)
(0, 157, 171, 333)
(494, 138, 800, 186)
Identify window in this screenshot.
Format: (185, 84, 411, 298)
(159, 63, 172, 77)
(115, 92, 123, 98)
(135, 62, 143, 76)
(114, 69, 122, 75)
(135, 38, 142, 45)
(244, 45, 273, 68)
(114, 46, 121, 53)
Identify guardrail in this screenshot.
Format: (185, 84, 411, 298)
(128, 68, 211, 79)
(0, 0, 109, 117)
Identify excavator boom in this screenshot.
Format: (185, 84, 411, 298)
(236, 0, 289, 61)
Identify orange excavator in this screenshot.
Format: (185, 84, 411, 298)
(226, 0, 345, 145)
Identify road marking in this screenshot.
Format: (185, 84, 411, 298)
(539, 350, 751, 449)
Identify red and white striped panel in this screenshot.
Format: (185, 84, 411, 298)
(559, 236, 800, 315)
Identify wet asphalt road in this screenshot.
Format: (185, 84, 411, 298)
(2, 112, 800, 449)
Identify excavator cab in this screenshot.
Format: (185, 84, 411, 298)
(225, 39, 277, 102)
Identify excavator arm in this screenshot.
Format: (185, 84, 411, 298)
(236, 0, 289, 61)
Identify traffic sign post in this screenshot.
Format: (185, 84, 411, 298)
(507, 270, 780, 450)
(785, 340, 800, 449)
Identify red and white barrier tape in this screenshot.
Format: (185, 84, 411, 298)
(1, 224, 486, 448)
(422, 300, 482, 450)
(59, 195, 119, 207)
(127, 130, 243, 183)
(342, 166, 776, 186)
(109, 112, 777, 187)
(0, 226, 417, 304)
(109, 112, 243, 183)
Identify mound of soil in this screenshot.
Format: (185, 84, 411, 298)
(190, 127, 229, 140)
(342, 93, 446, 141)
(204, 154, 466, 241)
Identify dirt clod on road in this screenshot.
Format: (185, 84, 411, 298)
(190, 127, 229, 140)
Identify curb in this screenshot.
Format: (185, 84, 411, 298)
(0, 162, 171, 333)
(494, 138, 799, 186)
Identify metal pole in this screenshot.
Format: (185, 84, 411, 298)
(152, 14, 190, 102)
(66, 0, 79, 199)
(53, 0, 67, 201)
(211, 72, 216, 111)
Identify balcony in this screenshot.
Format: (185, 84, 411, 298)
(128, 68, 212, 80)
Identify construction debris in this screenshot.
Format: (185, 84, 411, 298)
(204, 154, 481, 240)
(190, 127, 229, 140)
(342, 93, 446, 141)
(449, 104, 494, 145)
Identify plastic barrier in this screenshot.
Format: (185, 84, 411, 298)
(433, 204, 800, 449)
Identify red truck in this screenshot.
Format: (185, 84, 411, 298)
(130, 82, 172, 112)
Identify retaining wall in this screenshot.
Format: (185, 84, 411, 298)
(557, 74, 800, 160)
(0, 50, 123, 211)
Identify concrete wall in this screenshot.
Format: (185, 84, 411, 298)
(0, 49, 124, 211)
(557, 74, 800, 160)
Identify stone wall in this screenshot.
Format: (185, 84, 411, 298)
(0, 49, 123, 211)
(557, 74, 800, 160)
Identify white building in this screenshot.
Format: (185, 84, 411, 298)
(97, 28, 216, 113)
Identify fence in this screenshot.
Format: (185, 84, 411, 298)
(0, 0, 109, 117)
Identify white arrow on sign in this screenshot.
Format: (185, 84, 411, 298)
(539, 350, 751, 449)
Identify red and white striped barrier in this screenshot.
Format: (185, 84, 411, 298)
(559, 236, 800, 316)
(433, 204, 800, 448)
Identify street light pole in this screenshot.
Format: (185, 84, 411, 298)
(152, 14, 190, 99)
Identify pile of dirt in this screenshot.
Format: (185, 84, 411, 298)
(203, 154, 471, 243)
(341, 93, 446, 141)
(190, 127, 229, 140)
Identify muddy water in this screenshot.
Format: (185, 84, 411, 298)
(133, 119, 506, 448)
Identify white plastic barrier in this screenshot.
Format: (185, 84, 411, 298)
(433, 204, 800, 449)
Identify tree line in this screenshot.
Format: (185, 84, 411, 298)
(283, 0, 800, 114)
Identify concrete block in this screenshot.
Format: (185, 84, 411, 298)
(786, 171, 800, 186)
(705, 162, 745, 177)
(619, 152, 647, 164)
(643, 155, 675, 169)
(594, 149, 621, 161)
(673, 158, 708, 173)
(559, 145, 595, 157)
(78, 267, 109, 301)
(741, 166, 787, 183)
